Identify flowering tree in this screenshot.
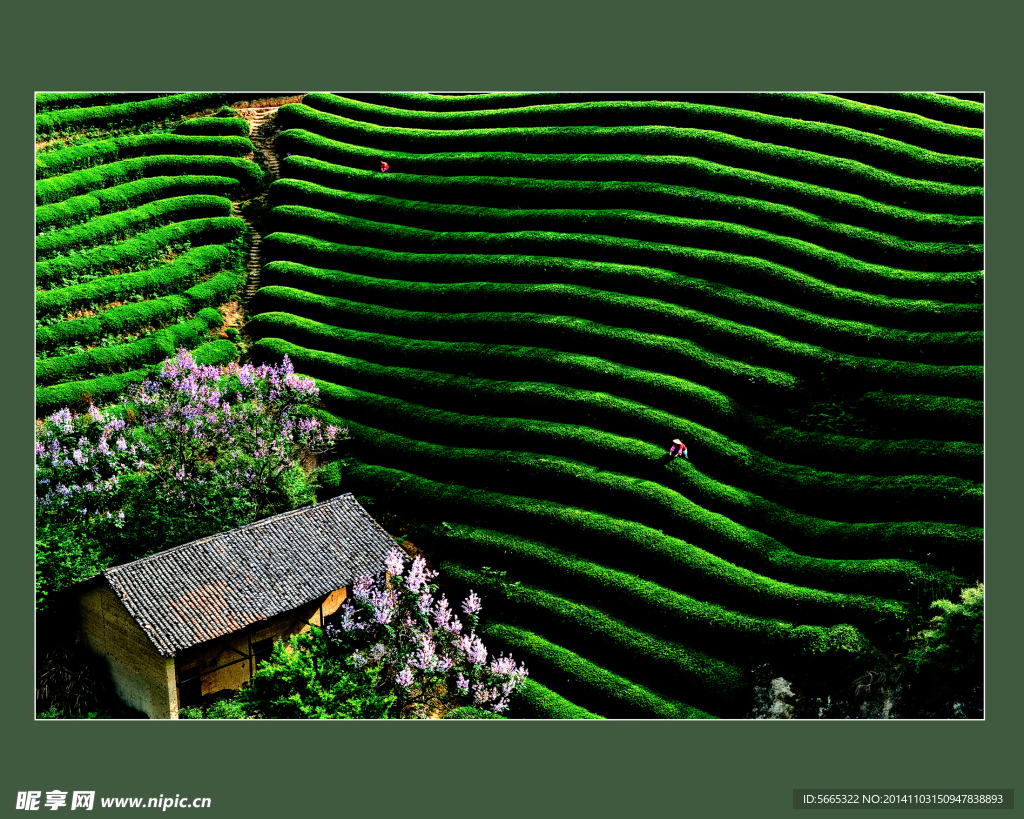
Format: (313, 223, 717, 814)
(330, 548, 529, 718)
(35, 348, 344, 605)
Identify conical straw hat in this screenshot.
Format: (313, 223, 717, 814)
(672, 439, 683, 445)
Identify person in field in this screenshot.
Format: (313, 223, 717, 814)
(668, 439, 688, 460)
(380, 160, 390, 173)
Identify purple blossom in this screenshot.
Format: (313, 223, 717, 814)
(396, 667, 414, 688)
(461, 590, 482, 616)
(385, 549, 405, 577)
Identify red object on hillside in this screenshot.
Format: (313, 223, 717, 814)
(380, 160, 389, 173)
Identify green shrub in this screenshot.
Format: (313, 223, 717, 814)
(36, 176, 241, 233)
(35, 309, 224, 387)
(341, 460, 914, 634)
(36, 216, 244, 289)
(37, 155, 264, 206)
(337, 90, 984, 135)
(268, 180, 981, 302)
(275, 104, 981, 213)
(35, 338, 236, 414)
(249, 334, 981, 527)
(37, 195, 232, 259)
(36, 92, 171, 113)
(35, 92, 257, 137)
(261, 219, 980, 334)
(485, 622, 711, 719)
(174, 117, 251, 137)
(857, 392, 983, 440)
(274, 159, 982, 262)
(278, 130, 982, 246)
(37, 245, 232, 317)
(301, 94, 982, 184)
(37, 134, 253, 178)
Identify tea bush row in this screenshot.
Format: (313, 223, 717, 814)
(275, 105, 982, 213)
(35, 93, 256, 137)
(251, 280, 981, 400)
(483, 622, 708, 719)
(504, 676, 604, 719)
(35, 308, 224, 387)
(252, 336, 981, 526)
(173, 117, 251, 137)
(438, 524, 881, 660)
(271, 345, 979, 574)
(277, 132, 982, 243)
(36, 217, 244, 290)
(857, 392, 984, 440)
(832, 93, 983, 129)
(332, 412, 970, 594)
(36, 176, 241, 233)
(250, 282, 798, 403)
(35, 338, 236, 414)
(302, 94, 982, 183)
(339, 91, 984, 137)
(261, 257, 981, 372)
(37, 245, 232, 318)
(36, 92, 171, 114)
(264, 257, 979, 367)
(275, 158, 982, 263)
(341, 461, 914, 636)
(37, 155, 264, 206)
(268, 182, 981, 299)
(36, 134, 252, 179)
(261, 220, 981, 333)
(37, 267, 244, 352)
(36, 195, 233, 260)
(248, 314, 981, 482)
(436, 558, 750, 714)
(299, 367, 981, 574)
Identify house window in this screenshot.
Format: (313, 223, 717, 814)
(252, 638, 274, 668)
(178, 667, 202, 707)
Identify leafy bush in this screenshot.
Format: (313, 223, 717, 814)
(36, 216, 244, 289)
(174, 117, 251, 137)
(36, 643, 109, 715)
(35, 349, 344, 588)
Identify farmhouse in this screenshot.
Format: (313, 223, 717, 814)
(68, 493, 394, 719)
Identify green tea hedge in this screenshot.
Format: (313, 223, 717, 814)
(37, 216, 244, 290)
(35, 93, 253, 137)
(37, 245, 232, 318)
(269, 180, 981, 293)
(261, 220, 981, 333)
(302, 94, 982, 182)
(37, 134, 253, 179)
(174, 117, 251, 137)
(277, 130, 982, 244)
(275, 158, 982, 259)
(35, 308, 224, 386)
(36, 195, 233, 259)
(35, 338, 237, 414)
(37, 155, 264, 206)
(275, 104, 982, 212)
(36, 176, 241, 233)
(484, 622, 708, 719)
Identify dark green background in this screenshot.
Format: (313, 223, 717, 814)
(6, 2, 1017, 817)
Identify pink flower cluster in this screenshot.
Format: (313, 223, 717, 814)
(331, 548, 528, 715)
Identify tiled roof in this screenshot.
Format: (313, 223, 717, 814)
(102, 494, 394, 657)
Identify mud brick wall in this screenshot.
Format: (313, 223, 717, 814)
(78, 585, 177, 719)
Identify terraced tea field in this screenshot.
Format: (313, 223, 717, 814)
(37, 92, 983, 718)
(35, 93, 292, 413)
